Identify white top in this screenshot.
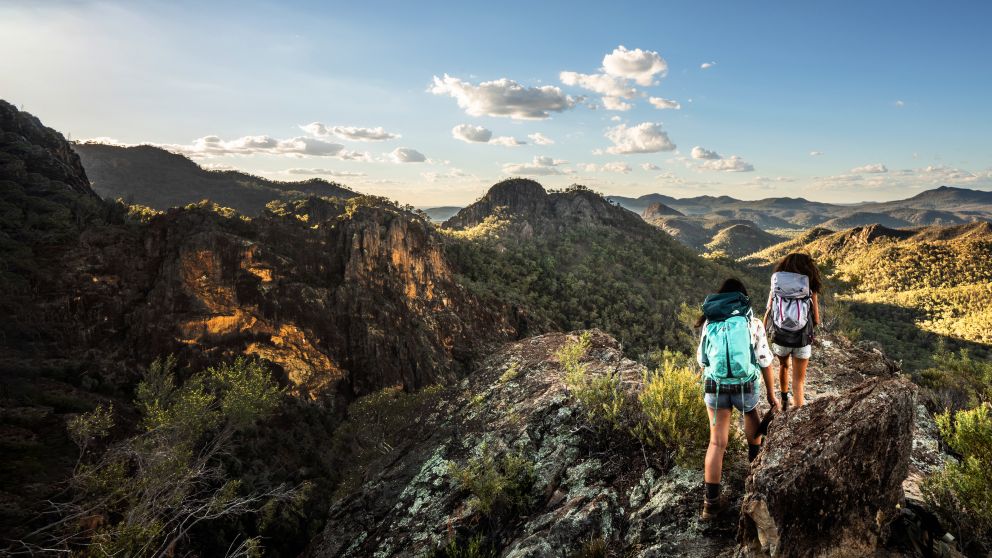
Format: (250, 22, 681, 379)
(696, 317, 774, 370)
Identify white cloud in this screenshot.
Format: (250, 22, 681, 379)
(286, 168, 367, 177)
(641, 162, 661, 171)
(610, 115, 622, 122)
(605, 122, 676, 154)
(491, 136, 527, 147)
(503, 155, 571, 176)
(452, 124, 493, 143)
(390, 147, 427, 163)
(691, 146, 721, 160)
(577, 163, 599, 173)
(895, 100, 905, 108)
(700, 62, 716, 69)
(201, 162, 237, 171)
(698, 155, 754, 172)
(430, 74, 575, 119)
(809, 150, 824, 156)
(560, 70, 636, 111)
(559, 71, 636, 99)
(301, 122, 400, 141)
(602, 45, 668, 86)
(161, 135, 348, 158)
(648, 97, 681, 110)
(528, 132, 555, 145)
(810, 165, 992, 193)
(603, 161, 632, 173)
(851, 163, 888, 174)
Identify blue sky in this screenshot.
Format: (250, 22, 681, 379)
(2, 0, 991, 206)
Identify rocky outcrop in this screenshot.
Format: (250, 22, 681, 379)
(442, 179, 649, 239)
(313, 330, 739, 558)
(737, 378, 917, 558)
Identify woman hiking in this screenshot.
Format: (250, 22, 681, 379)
(763, 253, 822, 409)
(696, 278, 779, 520)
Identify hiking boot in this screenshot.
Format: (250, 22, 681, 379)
(781, 392, 791, 412)
(700, 493, 728, 521)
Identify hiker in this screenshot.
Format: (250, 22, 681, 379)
(696, 278, 779, 520)
(763, 253, 822, 409)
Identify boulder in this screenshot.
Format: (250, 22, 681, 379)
(737, 377, 917, 558)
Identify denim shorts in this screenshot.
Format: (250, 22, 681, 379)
(704, 381, 760, 412)
(772, 343, 812, 360)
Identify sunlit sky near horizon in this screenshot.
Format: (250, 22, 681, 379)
(3, 0, 992, 206)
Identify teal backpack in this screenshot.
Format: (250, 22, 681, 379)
(701, 292, 759, 388)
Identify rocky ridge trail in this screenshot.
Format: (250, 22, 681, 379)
(313, 330, 938, 557)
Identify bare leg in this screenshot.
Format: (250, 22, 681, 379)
(704, 406, 732, 484)
(792, 357, 809, 406)
(777, 354, 791, 394)
(743, 409, 761, 445)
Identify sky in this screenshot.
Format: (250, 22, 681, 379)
(3, 0, 992, 207)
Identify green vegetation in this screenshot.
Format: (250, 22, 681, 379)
(444, 217, 758, 359)
(36, 356, 296, 557)
(924, 404, 992, 553)
(330, 384, 445, 498)
(428, 536, 494, 558)
(448, 444, 536, 520)
(558, 335, 718, 467)
(920, 349, 992, 411)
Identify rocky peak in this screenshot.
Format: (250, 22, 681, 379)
(0, 99, 95, 197)
(642, 201, 684, 220)
(443, 180, 647, 238)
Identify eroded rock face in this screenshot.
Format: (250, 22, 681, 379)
(737, 377, 917, 558)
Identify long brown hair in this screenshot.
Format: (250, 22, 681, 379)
(694, 277, 749, 328)
(773, 253, 823, 293)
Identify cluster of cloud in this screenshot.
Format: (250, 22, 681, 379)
(850, 163, 888, 174)
(559, 46, 675, 112)
(575, 161, 633, 174)
(430, 74, 575, 120)
(390, 147, 427, 163)
(700, 61, 716, 69)
(812, 165, 992, 193)
(451, 124, 527, 147)
(286, 168, 367, 177)
(300, 122, 400, 141)
(503, 156, 571, 176)
(605, 122, 676, 154)
(690, 145, 754, 172)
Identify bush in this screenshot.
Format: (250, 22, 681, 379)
(428, 535, 494, 558)
(636, 363, 711, 467)
(920, 349, 992, 411)
(924, 403, 992, 552)
(560, 332, 628, 432)
(36, 356, 295, 557)
(448, 443, 536, 521)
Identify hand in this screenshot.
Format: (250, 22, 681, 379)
(768, 394, 781, 412)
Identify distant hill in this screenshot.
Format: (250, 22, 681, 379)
(705, 223, 787, 258)
(440, 179, 757, 354)
(420, 206, 462, 222)
(72, 143, 357, 214)
(608, 187, 992, 232)
(641, 202, 683, 220)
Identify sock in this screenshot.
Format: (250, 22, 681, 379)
(705, 482, 721, 500)
(748, 443, 761, 462)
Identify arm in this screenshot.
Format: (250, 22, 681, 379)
(752, 319, 780, 410)
(762, 290, 773, 328)
(811, 292, 820, 326)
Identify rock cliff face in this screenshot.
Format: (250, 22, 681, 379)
(65, 196, 520, 402)
(0, 100, 94, 196)
(312, 330, 938, 558)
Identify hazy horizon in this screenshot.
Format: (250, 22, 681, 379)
(4, 0, 992, 206)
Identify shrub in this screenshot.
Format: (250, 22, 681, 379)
(448, 443, 536, 521)
(427, 535, 494, 558)
(560, 332, 628, 432)
(924, 403, 992, 552)
(920, 349, 992, 411)
(636, 363, 711, 466)
(36, 356, 295, 557)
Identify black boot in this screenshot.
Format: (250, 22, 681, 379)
(780, 391, 790, 411)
